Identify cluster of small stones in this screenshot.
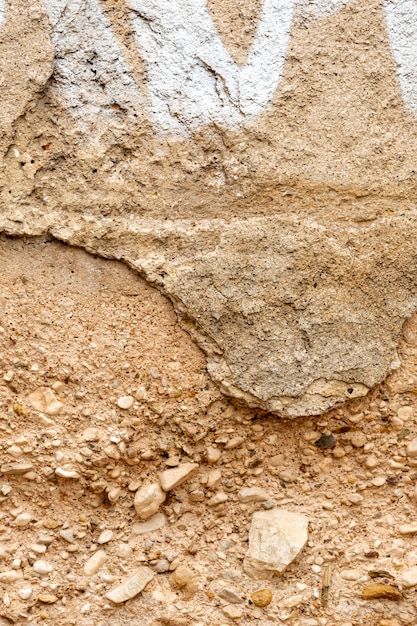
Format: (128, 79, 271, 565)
(1, 251, 417, 625)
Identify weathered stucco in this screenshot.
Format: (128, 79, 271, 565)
(2, 0, 417, 416)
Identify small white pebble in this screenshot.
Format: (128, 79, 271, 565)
(98, 530, 114, 545)
(371, 476, 386, 487)
(17, 587, 32, 600)
(13, 512, 31, 527)
(347, 493, 363, 504)
(117, 396, 134, 410)
(33, 560, 54, 575)
(60, 529, 74, 543)
(31, 544, 47, 554)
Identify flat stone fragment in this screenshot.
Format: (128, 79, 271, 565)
(1, 462, 33, 475)
(218, 588, 244, 604)
(159, 463, 199, 492)
(243, 509, 308, 580)
(361, 584, 402, 601)
(222, 605, 243, 620)
(238, 487, 270, 503)
(134, 483, 166, 519)
(27, 387, 63, 415)
(132, 512, 166, 535)
(401, 566, 417, 588)
(105, 567, 154, 604)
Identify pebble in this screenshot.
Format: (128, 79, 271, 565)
(153, 559, 170, 573)
(84, 550, 107, 576)
(134, 483, 166, 520)
(398, 406, 413, 421)
(207, 492, 228, 507)
(38, 593, 58, 604)
(218, 588, 244, 604)
(27, 387, 63, 415)
(224, 436, 245, 450)
(17, 587, 33, 600)
(400, 566, 417, 588)
(106, 567, 154, 603)
(362, 584, 402, 600)
(159, 463, 199, 492)
(7, 445, 23, 458)
(206, 469, 222, 488)
(206, 447, 222, 464)
(37, 533, 54, 545)
(98, 530, 114, 544)
(115, 544, 133, 559)
(351, 432, 367, 448)
(340, 569, 362, 581)
(406, 437, 417, 458)
(55, 468, 80, 479)
(281, 593, 305, 608)
(365, 456, 379, 469)
(117, 396, 134, 410)
(222, 605, 243, 620)
(0, 570, 23, 583)
(239, 487, 270, 503)
(347, 493, 363, 504)
(250, 588, 272, 607)
(13, 512, 32, 527)
(60, 529, 74, 543)
(31, 544, 47, 554)
(33, 560, 54, 575)
(314, 433, 336, 450)
(171, 566, 198, 596)
(132, 512, 166, 535)
(398, 522, 417, 535)
(244, 509, 308, 579)
(371, 476, 386, 487)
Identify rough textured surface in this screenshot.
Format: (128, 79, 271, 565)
(3, 1, 417, 415)
(1, 238, 417, 624)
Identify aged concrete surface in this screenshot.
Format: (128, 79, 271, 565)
(2, 1, 417, 416)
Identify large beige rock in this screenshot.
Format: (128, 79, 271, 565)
(243, 509, 308, 580)
(3, 1, 417, 416)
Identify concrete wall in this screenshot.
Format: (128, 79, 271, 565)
(2, 1, 417, 416)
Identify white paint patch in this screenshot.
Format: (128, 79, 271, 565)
(3, 0, 417, 135)
(384, 0, 417, 118)
(130, 0, 295, 133)
(42, 0, 143, 132)
(0, 0, 5, 27)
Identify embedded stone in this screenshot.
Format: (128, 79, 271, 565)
(244, 509, 308, 580)
(105, 567, 154, 603)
